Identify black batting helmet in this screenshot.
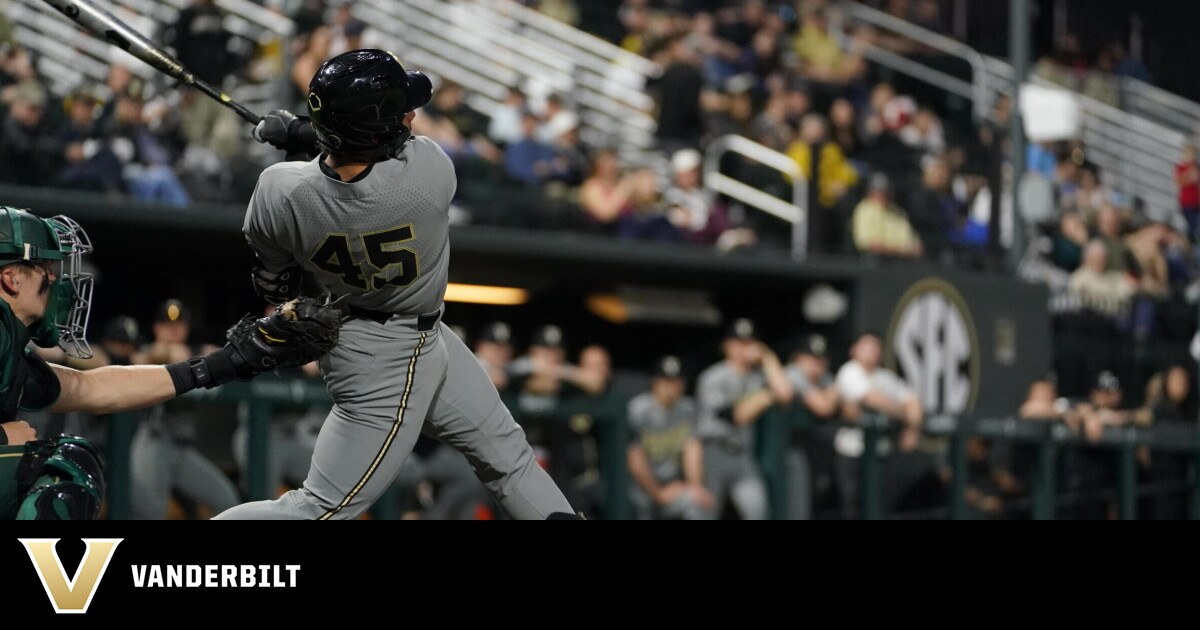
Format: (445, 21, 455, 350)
(306, 49, 433, 159)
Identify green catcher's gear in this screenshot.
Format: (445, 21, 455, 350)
(0, 208, 94, 359)
(14, 435, 105, 520)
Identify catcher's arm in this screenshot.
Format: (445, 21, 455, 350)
(50, 299, 339, 414)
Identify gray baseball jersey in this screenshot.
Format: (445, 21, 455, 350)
(627, 392, 697, 484)
(696, 361, 766, 449)
(215, 136, 573, 520)
(243, 136, 454, 315)
(785, 365, 833, 398)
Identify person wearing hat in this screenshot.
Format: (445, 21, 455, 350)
(0, 80, 63, 188)
(627, 356, 713, 520)
(695, 318, 793, 519)
(130, 299, 240, 519)
(474, 321, 515, 390)
(851, 172, 923, 257)
(508, 325, 607, 511)
(1061, 370, 1145, 519)
(783, 334, 841, 519)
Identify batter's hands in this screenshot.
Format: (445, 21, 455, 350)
(2, 421, 36, 446)
(253, 109, 299, 149)
(253, 109, 319, 157)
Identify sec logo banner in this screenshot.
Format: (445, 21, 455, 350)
(885, 278, 981, 415)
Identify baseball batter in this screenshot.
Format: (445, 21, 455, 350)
(216, 50, 577, 520)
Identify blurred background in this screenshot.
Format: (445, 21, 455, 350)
(2, 0, 1199, 519)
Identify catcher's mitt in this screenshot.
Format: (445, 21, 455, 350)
(226, 297, 340, 372)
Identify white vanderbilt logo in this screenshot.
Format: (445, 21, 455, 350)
(885, 278, 981, 415)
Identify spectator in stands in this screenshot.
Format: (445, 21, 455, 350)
(831, 331, 923, 519)
(291, 26, 332, 108)
(1072, 163, 1106, 221)
(0, 81, 62, 188)
(1176, 144, 1200, 240)
(1108, 41, 1151, 84)
(167, 0, 240, 88)
(829, 97, 863, 162)
(488, 87, 527, 148)
(655, 34, 705, 154)
(169, 0, 244, 162)
(665, 148, 732, 245)
(579, 149, 635, 230)
(504, 112, 560, 186)
(787, 113, 859, 254)
(906, 156, 959, 261)
(1069, 240, 1135, 316)
(536, 94, 572, 144)
(1126, 221, 1171, 299)
(909, 0, 945, 34)
(852, 173, 922, 257)
(1083, 47, 1120, 107)
(1052, 210, 1089, 272)
(1094, 203, 1132, 272)
(617, 168, 682, 242)
(55, 86, 124, 195)
(105, 83, 191, 206)
(750, 92, 793, 153)
(545, 111, 589, 187)
(695, 318, 793, 520)
(899, 107, 946, 161)
(474, 322, 515, 391)
(627, 356, 713, 520)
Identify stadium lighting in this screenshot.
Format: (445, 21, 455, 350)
(444, 283, 530, 306)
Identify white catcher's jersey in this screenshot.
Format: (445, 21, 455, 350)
(244, 135, 457, 315)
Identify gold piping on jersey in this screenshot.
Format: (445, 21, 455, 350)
(317, 332, 427, 520)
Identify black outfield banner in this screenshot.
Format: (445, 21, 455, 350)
(855, 268, 1052, 418)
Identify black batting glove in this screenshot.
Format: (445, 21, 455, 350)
(253, 109, 319, 158)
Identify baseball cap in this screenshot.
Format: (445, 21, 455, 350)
(530, 325, 564, 349)
(1094, 370, 1121, 392)
(477, 322, 513, 345)
(9, 81, 46, 108)
(725, 318, 757, 341)
(545, 111, 580, 139)
(102, 316, 141, 346)
(652, 355, 684, 380)
(671, 149, 702, 174)
(795, 333, 828, 359)
(154, 299, 191, 324)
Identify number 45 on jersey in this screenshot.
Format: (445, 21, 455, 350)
(310, 225, 420, 292)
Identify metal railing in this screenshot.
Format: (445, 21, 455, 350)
(360, 0, 662, 159)
(702, 135, 809, 260)
(836, 0, 990, 119)
(836, 0, 1186, 226)
(9, 0, 292, 113)
(761, 408, 1200, 520)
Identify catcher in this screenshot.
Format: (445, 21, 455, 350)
(0, 206, 340, 520)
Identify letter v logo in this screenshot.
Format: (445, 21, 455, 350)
(19, 539, 123, 614)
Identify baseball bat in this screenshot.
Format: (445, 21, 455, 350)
(40, 0, 262, 124)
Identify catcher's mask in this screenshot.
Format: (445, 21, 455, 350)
(0, 208, 94, 359)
